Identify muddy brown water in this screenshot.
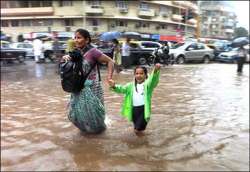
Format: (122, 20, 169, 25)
(1, 62, 249, 171)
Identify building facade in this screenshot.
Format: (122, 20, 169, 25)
(199, 1, 237, 40)
(1, 0, 198, 41)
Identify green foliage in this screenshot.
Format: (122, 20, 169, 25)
(234, 27, 249, 38)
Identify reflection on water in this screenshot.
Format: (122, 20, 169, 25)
(1, 62, 249, 171)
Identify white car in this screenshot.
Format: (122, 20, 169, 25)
(10, 42, 34, 58)
(169, 42, 214, 64)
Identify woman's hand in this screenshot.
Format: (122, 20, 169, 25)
(61, 55, 71, 62)
(108, 79, 115, 88)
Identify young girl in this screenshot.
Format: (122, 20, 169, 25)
(108, 64, 161, 135)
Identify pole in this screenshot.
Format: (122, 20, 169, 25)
(185, 8, 188, 38)
(82, 0, 86, 28)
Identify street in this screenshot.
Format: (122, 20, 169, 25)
(1, 61, 249, 171)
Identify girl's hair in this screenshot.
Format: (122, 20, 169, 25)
(134, 66, 148, 92)
(75, 28, 91, 44)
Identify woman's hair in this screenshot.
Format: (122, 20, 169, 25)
(75, 28, 91, 44)
(134, 66, 148, 92)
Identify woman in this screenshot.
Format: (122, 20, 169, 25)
(62, 29, 114, 133)
(112, 39, 122, 73)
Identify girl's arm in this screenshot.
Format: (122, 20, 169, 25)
(108, 79, 129, 94)
(147, 63, 161, 90)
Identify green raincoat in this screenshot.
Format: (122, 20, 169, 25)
(110, 69, 160, 122)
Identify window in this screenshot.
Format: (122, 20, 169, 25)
(19, 1, 29, 7)
(197, 44, 205, 50)
(64, 19, 74, 26)
(59, 0, 73, 7)
(42, 1, 52, 7)
(87, 0, 101, 7)
(30, 1, 41, 7)
(32, 20, 43, 26)
(11, 20, 19, 27)
(188, 43, 198, 50)
(9, 1, 19, 8)
(1, 20, 9, 27)
(116, 20, 127, 27)
(1, 1, 8, 8)
(141, 42, 160, 48)
(139, 2, 149, 11)
(21, 20, 31, 26)
(116, 1, 128, 9)
(92, 19, 99, 26)
(44, 20, 53, 26)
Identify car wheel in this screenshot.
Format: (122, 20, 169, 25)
(176, 56, 185, 64)
(18, 55, 25, 63)
(203, 56, 210, 64)
(139, 57, 147, 65)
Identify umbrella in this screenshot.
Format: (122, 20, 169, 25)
(231, 37, 249, 47)
(122, 32, 141, 40)
(99, 31, 122, 42)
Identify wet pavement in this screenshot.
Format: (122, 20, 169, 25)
(1, 61, 249, 171)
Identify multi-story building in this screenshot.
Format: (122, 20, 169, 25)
(199, 1, 237, 40)
(1, 0, 198, 42)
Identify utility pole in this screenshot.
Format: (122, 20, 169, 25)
(82, 0, 86, 28)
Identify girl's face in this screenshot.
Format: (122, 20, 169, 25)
(135, 68, 146, 84)
(74, 32, 89, 48)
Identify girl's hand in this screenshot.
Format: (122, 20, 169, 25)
(108, 79, 115, 88)
(155, 63, 161, 71)
(61, 55, 71, 62)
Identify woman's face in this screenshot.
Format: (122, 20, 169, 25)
(135, 68, 146, 84)
(74, 32, 89, 48)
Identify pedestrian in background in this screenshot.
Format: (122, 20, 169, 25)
(121, 37, 131, 68)
(112, 39, 122, 73)
(108, 63, 161, 136)
(33, 37, 44, 63)
(237, 45, 247, 73)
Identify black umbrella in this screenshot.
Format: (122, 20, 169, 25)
(231, 37, 249, 47)
(122, 32, 141, 40)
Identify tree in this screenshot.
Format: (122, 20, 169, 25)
(234, 27, 249, 38)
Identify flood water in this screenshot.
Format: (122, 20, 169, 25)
(1, 61, 249, 171)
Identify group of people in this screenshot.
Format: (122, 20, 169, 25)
(111, 37, 132, 73)
(61, 29, 160, 136)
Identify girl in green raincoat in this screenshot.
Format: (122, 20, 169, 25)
(108, 64, 161, 136)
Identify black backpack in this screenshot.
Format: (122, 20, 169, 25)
(60, 45, 96, 93)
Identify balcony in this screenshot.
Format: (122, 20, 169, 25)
(1, 7, 54, 16)
(171, 14, 183, 22)
(85, 6, 104, 15)
(138, 9, 155, 18)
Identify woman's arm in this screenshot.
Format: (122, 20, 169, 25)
(97, 54, 115, 82)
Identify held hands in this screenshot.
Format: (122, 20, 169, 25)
(154, 63, 161, 71)
(108, 79, 115, 88)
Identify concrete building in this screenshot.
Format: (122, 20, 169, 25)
(199, 1, 237, 40)
(1, 0, 198, 41)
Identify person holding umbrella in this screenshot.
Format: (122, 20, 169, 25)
(232, 37, 249, 73)
(237, 45, 247, 73)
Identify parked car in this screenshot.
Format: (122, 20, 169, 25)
(10, 42, 34, 58)
(169, 42, 214, 64)
(217, 45, 250, 63)
(1, 41, 26, 63)
(129, 41, 162, 65)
